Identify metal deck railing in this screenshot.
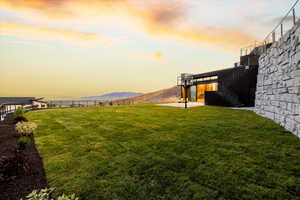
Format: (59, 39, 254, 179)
(47, 100, 104, 108)
(0, 103, 19, 121)
(0, 100, 106, 121)
(240, 0, 300, 56)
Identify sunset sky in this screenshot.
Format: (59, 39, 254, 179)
(0, 0, 297, 99)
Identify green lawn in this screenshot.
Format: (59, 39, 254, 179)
(27, 104, 300, 200)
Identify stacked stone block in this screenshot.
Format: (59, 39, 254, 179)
(255, 21, 300, 138)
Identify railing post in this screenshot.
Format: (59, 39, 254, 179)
(248, 56, 250, 66)
(272, 32, 276, 43)
(1, 106, 3, 120)
(281, 23, 283, 37)
(293, 8, 296, 25)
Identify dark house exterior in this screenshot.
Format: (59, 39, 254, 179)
(178, 45, 269, 107)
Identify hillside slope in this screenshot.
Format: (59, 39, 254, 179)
(107, 86, 180, 105)
(81, 92, 143, 101)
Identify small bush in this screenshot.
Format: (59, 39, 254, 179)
(57, 194, 79, 200)
(24, 188, 54, 200)
(47, 103, 55, 108)
(14, 106, 26, 118)
(16, 122, 37, 136)
(15, 116, 28, 123)
(17, 137, 32, 150)
(0, 173, 4, 183)
(22, 188, 79, 200)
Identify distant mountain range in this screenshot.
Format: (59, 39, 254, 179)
(81, 92, 143, 101)
(106, 86, 181, 105)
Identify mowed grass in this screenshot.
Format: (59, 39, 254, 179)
(27, 104, 300, 200)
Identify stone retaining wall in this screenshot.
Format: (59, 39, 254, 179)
(255, 21, 300, 138)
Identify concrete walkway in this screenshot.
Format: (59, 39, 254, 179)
(157, 103, 255, 111)
(157, 102, 204, 108)
(231, 107, 255, 111)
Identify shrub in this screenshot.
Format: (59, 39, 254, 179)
(47, 103, 55, 108)
(16, 122, 37, 136)
(15, 116, 28, 123)
(0, 173, 4, 183)
(14, 106, 26, 118)
(22, 188, 79, 200)
(17, 136, 32, 150)
(57, 194, 79, 200)
(24, 188, 54, 200)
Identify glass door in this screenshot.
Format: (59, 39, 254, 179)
(190, 86, 196, 102)
(197, 84, 205, 103)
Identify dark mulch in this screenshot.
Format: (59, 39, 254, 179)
(0, 114, 48, 200)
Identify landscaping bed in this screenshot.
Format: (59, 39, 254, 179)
(0, 114, 47, 200)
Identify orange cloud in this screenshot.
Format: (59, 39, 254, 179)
(0, 0, 75, 19)
(0, 21, 108, 45)
(141, 20, 257, 49)
(153, 51, 164, 61)
(121, 51, 165, 61)
(0, 0, 257, 50)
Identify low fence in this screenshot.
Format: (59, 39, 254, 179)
(0, 103, 46, 121)
(47, 100, 105, 108)
(0, 104, 24, 121)
(0, 100, 107, 121)
(241, 0, 300, 56)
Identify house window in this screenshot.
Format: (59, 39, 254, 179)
(197, 83, 218, 103)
